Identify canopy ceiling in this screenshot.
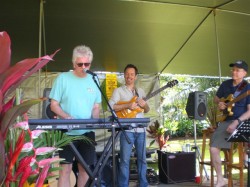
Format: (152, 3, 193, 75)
(1, 0, 250, 76)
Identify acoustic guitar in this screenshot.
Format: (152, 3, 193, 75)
(216, 90, 250, 122)
(115, 80, 178, 118)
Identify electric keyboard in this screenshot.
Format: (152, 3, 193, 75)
(28, 118, 150, 130)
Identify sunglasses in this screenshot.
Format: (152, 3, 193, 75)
(76, 63, 91, 67)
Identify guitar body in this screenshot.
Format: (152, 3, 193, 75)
(115, 96, 144, 118)
(216, 94, 235, 122)
(114, 80, 178, 118)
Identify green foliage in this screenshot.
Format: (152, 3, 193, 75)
(175, 117, 204, 137)
(163, 119, 178, 134)
(34, 130, 90, 148)
(160, 74, 222, 138)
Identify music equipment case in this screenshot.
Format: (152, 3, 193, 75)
(157, 151, 196, 184)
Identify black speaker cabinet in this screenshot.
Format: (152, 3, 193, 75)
(186, 91, 207, 120)
(157, 151, 196, 184)
(96, 153, 119, 187)
(42, 88, 57, 119)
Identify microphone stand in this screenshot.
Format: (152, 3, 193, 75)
(89, 73, 131, 187)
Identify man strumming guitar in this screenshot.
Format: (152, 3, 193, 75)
(210, 60, 250, 187)
(109, 64, 150, 187)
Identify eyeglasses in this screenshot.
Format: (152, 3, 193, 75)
(76, 63, 91, 67)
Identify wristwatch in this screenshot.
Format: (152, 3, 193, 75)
(237, 118, 242, 124)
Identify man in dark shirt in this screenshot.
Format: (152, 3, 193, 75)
(210, 60, 250, 187)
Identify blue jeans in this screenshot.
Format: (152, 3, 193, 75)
(118, 132, 148, 187)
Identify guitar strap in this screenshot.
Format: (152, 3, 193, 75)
(233, 80, 248, 98)
(134, 87, 139, 97)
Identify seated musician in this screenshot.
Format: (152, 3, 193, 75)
(210, 60, 250, 187)
(108, 64, 150, 187)
(49, 45, 101, 187)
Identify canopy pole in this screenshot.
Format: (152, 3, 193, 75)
(213, 9, 222, 84)
(38, 0, 44, 118)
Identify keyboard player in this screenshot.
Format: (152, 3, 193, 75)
(49, 45, 101, 187)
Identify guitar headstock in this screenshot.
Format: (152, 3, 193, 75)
(167, 80, 178, 87)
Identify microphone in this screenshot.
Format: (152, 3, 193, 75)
(85, 69, 97, 76)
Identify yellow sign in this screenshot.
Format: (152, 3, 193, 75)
(106, 74, 117, 99)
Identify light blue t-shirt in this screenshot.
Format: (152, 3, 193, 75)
(49, 71, 102, 135)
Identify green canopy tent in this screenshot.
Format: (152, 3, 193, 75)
(1, 0, 250, 77)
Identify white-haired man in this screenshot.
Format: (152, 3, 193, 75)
(50, 45, 101, 187)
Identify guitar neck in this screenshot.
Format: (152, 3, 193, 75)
(228, 91, 250, 106)
(144, 84, 170, 101)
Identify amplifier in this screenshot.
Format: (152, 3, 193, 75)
(157, 151, 196, 184)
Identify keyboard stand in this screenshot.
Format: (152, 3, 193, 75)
(70, 129, 122, 187)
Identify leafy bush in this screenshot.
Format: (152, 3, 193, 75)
(172, 118, 204, 138)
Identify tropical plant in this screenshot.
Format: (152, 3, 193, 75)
(36, 130, 89, 148)
(147, 120, 169, 150)
(4, 120, 63, 187)
(0, 31, 62, 187)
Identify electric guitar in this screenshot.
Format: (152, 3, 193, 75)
(115, 80, 178, 118)
(216, 90, 250, 122)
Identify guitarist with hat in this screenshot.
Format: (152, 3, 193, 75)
(109, 64, 150, 187)
(210, 60, 250, 187)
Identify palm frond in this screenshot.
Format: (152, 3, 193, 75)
(33, 130, 90, 148)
